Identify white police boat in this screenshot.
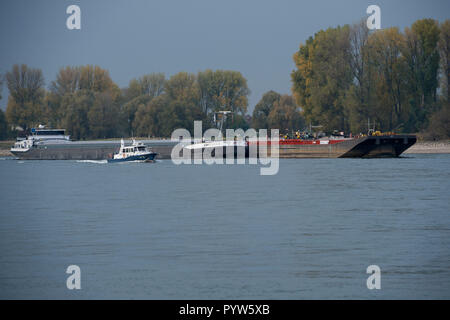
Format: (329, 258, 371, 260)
(107, 139, 157, 163)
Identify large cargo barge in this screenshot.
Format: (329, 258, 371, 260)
(10, 127, 416, 160)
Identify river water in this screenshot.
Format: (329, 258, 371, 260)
(0, 155, 449, 299)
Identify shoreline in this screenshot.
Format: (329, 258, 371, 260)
(0, 150, 13, 157)
(403, 141, 450, 154)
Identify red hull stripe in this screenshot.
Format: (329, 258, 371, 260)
(248, 139, 347, 145)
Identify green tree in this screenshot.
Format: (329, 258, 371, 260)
(197, 70, 250, 118)
(134, 95, 168, 137)
(51, 65, 119, 96)
(292, 26, 353, 132)
(50, 66, 81, 96)
(344, 20, 377, 133)
(162, 72, 203, 135)
(122, 73, 166, 135)
(369, 27, 408, 131)
(439, 20, 450, 102)
(88, 92, 122, 139)
(0, 109, 8, 140)
(252, 90, 281, 129)
(60, 92, 92, 140)
(403, 19, 441, 130)
(267, 95, 304, 131)
(292, 19, 447, 134)
(197, 69, 218, 114)
(0, 74, 6, 139)
(228, 114, 250, 131)
(0, 72, 3, 101)
(5, 64, 46, 130)
(426, 101, 450, 139)
(133, 72, 204, 137)
(79, 65, 116, 92)
(50, 65, 122, 139)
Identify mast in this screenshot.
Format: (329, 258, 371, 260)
(214, 110, 233, 138)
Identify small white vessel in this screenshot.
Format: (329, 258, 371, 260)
(182, 111, 249, 158)
(107, 139, 157, 163)
(10, 125, 71, 154)
(184, 139, 248, 158)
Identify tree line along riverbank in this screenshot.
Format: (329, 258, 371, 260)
(0, 18, 449, 142)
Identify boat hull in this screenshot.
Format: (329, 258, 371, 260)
(255, 135, 417, 158)
(180, 145, 250, 159)
(107, 153, 157, 163)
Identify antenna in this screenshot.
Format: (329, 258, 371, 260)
(214, 110, 233, 137)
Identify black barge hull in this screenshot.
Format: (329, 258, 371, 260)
(259, 135, 417, 158)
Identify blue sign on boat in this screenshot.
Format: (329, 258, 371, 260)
(31, 128, 36, 133)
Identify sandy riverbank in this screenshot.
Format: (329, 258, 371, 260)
(0, 149, 13, 157)
(0, 141, 13, 157)
(404, 141, 450, 154)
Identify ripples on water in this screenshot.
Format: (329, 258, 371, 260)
(0, 154, 449, 299)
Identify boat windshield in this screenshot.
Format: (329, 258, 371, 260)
(137, 146, 146, 151)
(34, 130, 65, 136)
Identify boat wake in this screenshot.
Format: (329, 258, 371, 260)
(117, 160, 156, 164)
(76, 160, 108, 164)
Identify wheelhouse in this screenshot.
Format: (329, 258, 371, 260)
(120, 142, 148, 154)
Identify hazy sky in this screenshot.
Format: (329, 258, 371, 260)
(1, 0, 449, 112)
